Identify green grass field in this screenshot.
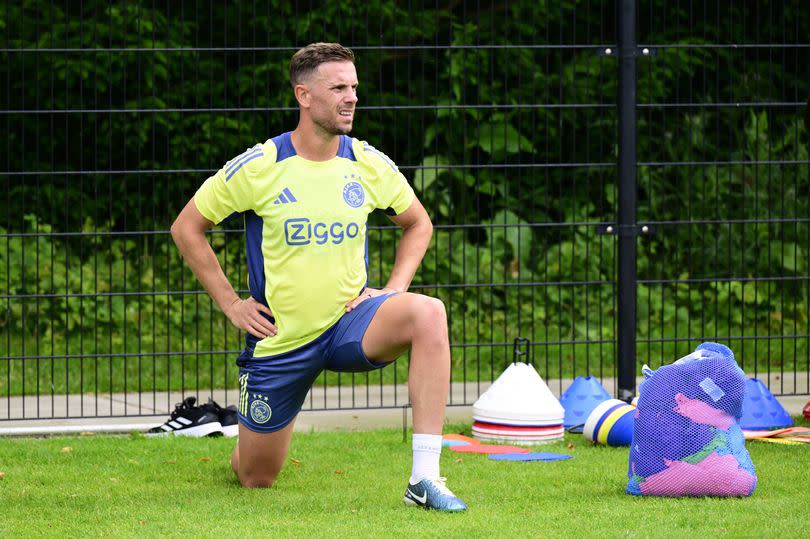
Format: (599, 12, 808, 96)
(1, 422, 808, 537)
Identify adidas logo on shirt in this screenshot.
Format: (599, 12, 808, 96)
(273, 187, 298, 205)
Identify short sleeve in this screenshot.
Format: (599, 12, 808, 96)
(360, 141, 415, 216)
(193, 144, 265, 224)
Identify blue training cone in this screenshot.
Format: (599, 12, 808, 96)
(559, 376, 612, 428)
(740, 378, 794, 430)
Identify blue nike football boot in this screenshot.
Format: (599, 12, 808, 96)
(403, 477, 467, 512)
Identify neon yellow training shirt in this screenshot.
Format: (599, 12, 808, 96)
(193, 132, 415, 358)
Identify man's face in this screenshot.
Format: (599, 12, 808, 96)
(302, 60, 358, 136)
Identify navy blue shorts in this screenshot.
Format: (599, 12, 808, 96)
(236, 293, 395, 433)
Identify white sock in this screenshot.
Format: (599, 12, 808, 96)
(411, 433, 442, 483)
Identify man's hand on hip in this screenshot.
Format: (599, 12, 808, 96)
(345, 287, 400, 313)
(225, 297, 277, 339)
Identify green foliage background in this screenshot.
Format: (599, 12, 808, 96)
(1, 1, 808, 397)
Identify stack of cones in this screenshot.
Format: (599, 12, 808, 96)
(471, 340, 565, 444)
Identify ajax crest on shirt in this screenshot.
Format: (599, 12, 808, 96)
(342, 179, 365, 208)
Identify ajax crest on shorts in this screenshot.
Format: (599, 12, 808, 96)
(249, 393, 272, 424)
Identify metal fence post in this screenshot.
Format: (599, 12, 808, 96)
(616, 0, 638, 402)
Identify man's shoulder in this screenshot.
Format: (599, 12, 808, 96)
(223, 139, 279, 175)
(267, 132, 299, 163)
(252, 137, 282, 168)
(224, 138, 289, 186)
(351, 137, 400, 174)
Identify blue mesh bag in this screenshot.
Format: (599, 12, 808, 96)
(627, 342, 757, 497)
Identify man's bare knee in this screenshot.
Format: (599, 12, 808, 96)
(239, 472, 278, 489)
(413, 296, 447, 332)
(427, 296, 447, 321)
(232, 420, 295, 488)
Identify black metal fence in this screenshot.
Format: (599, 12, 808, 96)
(1, 1, 808, 422)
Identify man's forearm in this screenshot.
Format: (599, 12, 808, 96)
(171, 223, 240, 314)
(385, 218, 432, 292)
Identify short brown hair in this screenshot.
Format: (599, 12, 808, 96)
(289, 43, 355, 87)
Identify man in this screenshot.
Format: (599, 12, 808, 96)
(171, 43, 466, 512)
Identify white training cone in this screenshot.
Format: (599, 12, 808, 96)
(472, 362, 565, 426)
